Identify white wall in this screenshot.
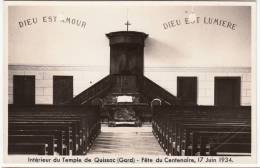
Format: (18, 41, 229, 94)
(7, 4, 252, 106)
(145, 67, 251, 106)
(8, 5, 251, 67)
(8, 65, 251, 106)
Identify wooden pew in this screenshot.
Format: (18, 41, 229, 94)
(183, 125, 251, 156)
(152, 105, 251, 156)
(209, 143, 251, 156)
(9, 123, 71, 155)
(9, 135, 54, 155)
(8, 105, 101, 155)
(9, 130, 63, 155)
(9, 114, 97, 154)
(9, 143, 47, 155)
(9, 119, 81, 155)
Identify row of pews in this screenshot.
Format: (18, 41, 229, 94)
(8, 105, 101, 155)
(152, 106, 251, 156)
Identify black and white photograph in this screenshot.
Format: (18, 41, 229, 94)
(4, 0, 257, 166)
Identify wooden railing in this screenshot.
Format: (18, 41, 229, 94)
(141, 76, 180, 105)
(67, 74, 181, 105)
(68, 75, 112, 105)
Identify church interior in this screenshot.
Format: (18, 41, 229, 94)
(7, 4, 252, 156)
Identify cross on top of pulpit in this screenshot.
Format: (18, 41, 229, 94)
(125, 20, 131, 31)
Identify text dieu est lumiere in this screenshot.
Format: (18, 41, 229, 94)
(18, 15, 237, 31)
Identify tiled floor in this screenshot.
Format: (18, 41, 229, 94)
(88, 126, 165, 155)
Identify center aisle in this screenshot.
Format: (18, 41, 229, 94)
(88, 125, 165, 155)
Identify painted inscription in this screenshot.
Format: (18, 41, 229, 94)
(18, 16, 86, 29)
(163, 16, 237, 31)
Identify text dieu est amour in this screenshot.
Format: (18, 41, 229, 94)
(18, 15, 237, 31)
(18, 16, 86, 29)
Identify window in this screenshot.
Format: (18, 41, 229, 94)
(13, 75, 35, 105)
(53, 76, 73, 104)
(177, 77, 197, 105)
(214, 77, 241, 106)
